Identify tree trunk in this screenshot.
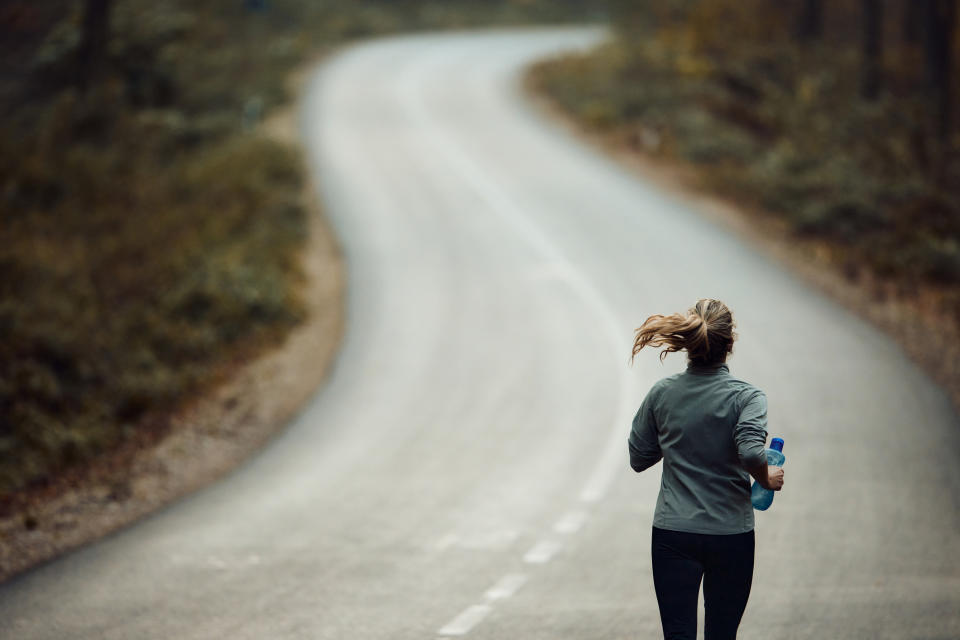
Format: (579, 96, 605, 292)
(925, 0, 956, 140)
(937, 0, 955, 140)
(860, 0, 883, 100)
(77, 0, 112, 92)
(796, 0, 823, 42)
(903, 0, 923, 43)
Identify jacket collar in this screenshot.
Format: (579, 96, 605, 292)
(686, 362, 730, 375)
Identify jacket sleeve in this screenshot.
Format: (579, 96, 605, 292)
(734, 389, 769, 468)
(628, 391, 663, 472)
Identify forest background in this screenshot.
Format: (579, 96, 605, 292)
(0, 0, 594, 503)
(2, 0, 958, 507)
(531, 0, 959, 408)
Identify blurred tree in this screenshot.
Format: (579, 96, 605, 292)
(77, 0, 112, 92)
(902, 0, 923, 44)
(606, 0, 649, 36)
(860, 0, 883, 100)
(687, 0, 789, 53)
(607, 0, 697, 37)
(924, 0, 956, 139)
(796, 0, 823, 41)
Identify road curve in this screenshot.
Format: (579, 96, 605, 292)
(2, 28, 959, 640)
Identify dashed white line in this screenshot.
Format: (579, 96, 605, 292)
(401, 40, 625, 638)
(484, 574, 528, 601)
(400, 50, 638, 508)
(553, 510, 588, 534)
(523, 540, 562, 564)
(437, 604, 492, 637)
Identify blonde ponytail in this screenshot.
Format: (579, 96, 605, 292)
(632, 299, 736, 365)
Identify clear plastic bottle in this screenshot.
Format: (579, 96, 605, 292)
(751, 437, 785, 511)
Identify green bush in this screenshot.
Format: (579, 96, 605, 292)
(0, 133, 307, 494)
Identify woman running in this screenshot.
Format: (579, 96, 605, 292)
(628, 298, 784, 640)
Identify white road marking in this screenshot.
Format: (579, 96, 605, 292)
(400, 59, 638, 507)
(553, 510, 588, 534)
(523, 540, 562, 564)
(437, 604, 492, 636)
(401, 41, 627, 639)
(484, 574, 528, 601)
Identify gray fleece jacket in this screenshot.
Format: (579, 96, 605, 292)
(629, 362, 768, 534)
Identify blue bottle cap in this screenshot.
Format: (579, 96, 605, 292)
(770, 437, 784, 452)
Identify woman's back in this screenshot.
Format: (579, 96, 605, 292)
(631, 362, 768, 534)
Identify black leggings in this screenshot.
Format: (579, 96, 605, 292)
(651, 527, 755, 640)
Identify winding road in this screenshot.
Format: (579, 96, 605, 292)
(2, 28, 959, 640)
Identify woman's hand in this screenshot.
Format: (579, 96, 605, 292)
(765, 466, 784, 491)
(746, 462, 785, 491)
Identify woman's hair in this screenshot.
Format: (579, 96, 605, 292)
(631, 299, 736, 365)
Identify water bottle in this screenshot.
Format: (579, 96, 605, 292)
(751, 437, 785, 511)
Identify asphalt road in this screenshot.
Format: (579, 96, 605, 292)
(2, 28, 959, 640)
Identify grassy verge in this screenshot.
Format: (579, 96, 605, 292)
(0, 0, 594, 500)
(528, 29, 960, 406)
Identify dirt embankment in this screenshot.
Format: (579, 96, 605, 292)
(0, 67, 345, 584)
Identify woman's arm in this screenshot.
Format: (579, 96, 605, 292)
(734, 389, 770, 471)
(628, 393, 662, 472)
